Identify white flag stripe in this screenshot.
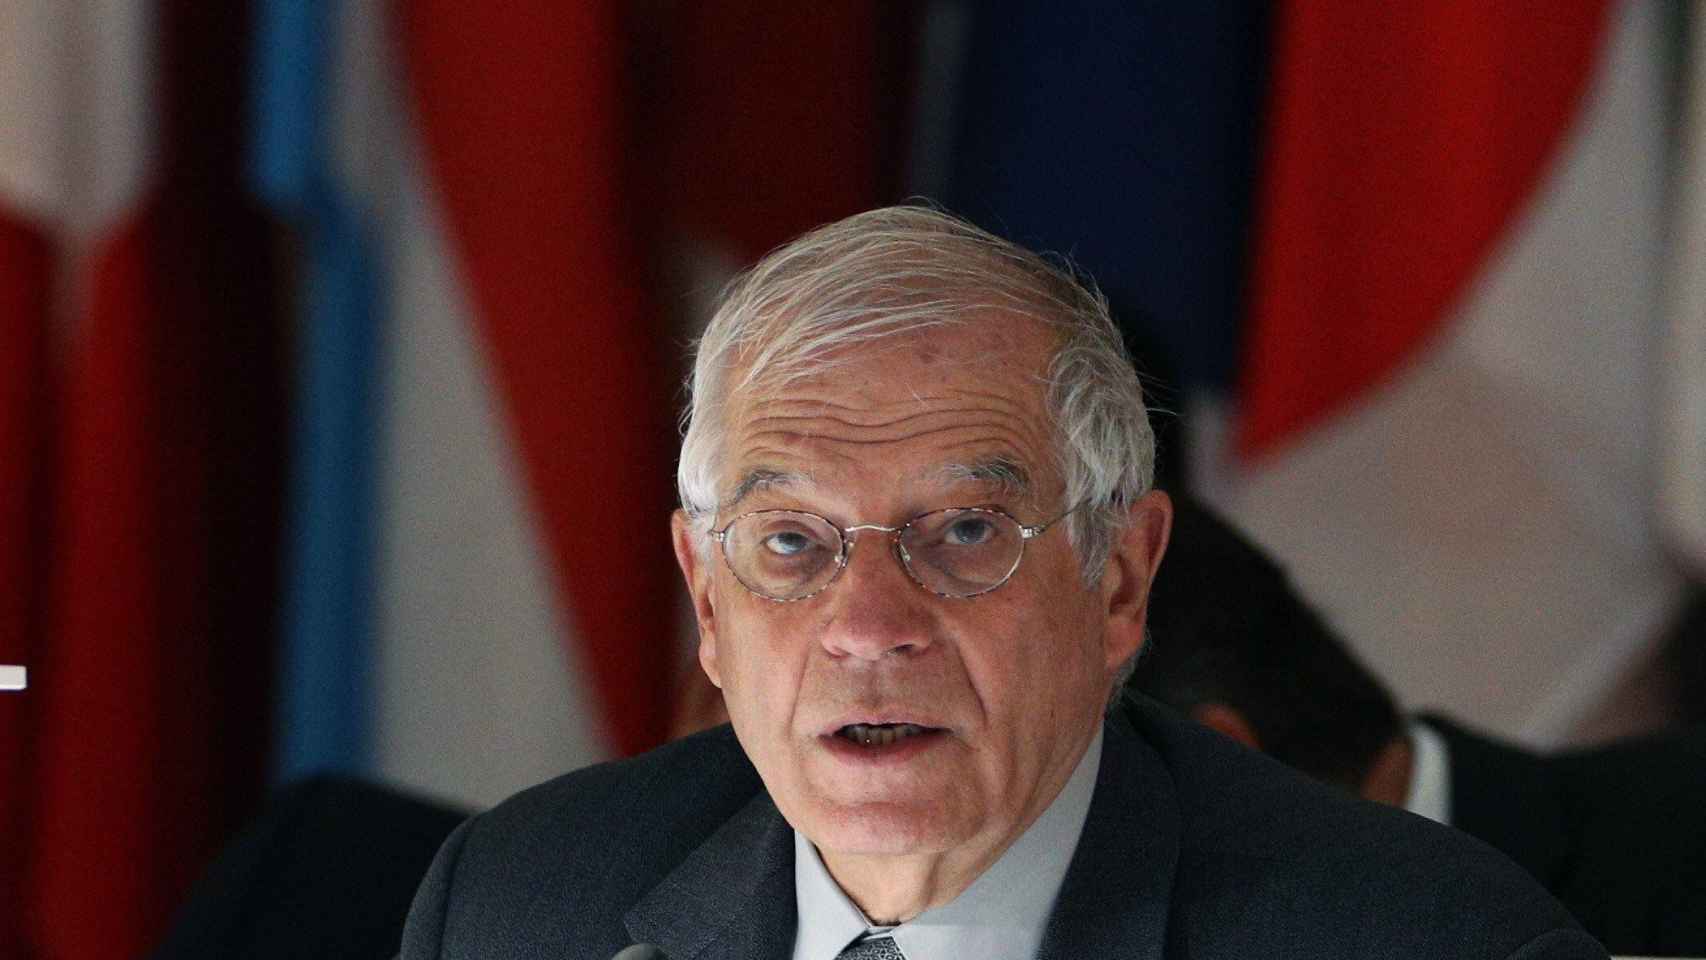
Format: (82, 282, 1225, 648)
(0, 0, 68, 221)
(374, 131, 611, 807)
(66, 0, 153, 243)
(0, 0, 153, 340)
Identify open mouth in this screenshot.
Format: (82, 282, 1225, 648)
(835, 722, 933, 747)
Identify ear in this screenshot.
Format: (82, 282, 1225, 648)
(1099, 488, 1173, 671)
(1190, 702, 1263, 751)
(671, 510, 723, 689)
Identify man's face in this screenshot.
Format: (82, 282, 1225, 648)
(673, 319, 1167, 870)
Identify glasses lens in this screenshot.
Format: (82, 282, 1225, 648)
(900, 508, 1025, 597)
(721, 511, 844, 600)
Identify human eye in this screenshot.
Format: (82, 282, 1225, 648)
(743, 515, 835, 562)
(723, 512, 840, 599)
(912, 509, 1011, 551)
(943, 514, 997, 546)
(762, 529, 817, 556)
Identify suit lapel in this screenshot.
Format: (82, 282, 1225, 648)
(1037, 711, 1180, 960)
(624, 790, 797, 960)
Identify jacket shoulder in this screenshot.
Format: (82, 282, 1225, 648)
(1119, 697, 1601, 959)
(471, 722, 760, 857)
(402, 724, 763, 959)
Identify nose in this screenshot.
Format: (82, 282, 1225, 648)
(817, 532, 935, 661)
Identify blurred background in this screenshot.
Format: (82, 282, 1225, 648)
(3, 1, 1704, 955)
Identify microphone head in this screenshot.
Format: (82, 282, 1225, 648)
(609, 946, 668, 960)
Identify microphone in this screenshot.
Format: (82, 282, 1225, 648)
(609, 946, 668, 960)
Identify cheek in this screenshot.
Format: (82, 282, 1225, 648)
(711, 593, 809, 721)
(984, 592, 1105, 708)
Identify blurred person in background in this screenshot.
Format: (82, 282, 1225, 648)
(1127, 498, 1706, 957)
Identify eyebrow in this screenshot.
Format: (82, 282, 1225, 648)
(932, 456, 1032, 497)
(717, 456, 1032, 516)
(719, 468, 813, 514)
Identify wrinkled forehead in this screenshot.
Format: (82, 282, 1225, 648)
(727, 309, 1060, 407)
(715, 319, 1065, 509)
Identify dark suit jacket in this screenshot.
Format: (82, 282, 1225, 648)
(1423, 715, 1706, 957)
(401, 698, 1604, 959)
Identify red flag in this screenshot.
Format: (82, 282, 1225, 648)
(653, 3, 909, 261)
(2, 1, 277, 952)
(399, 1, 678, 755)
(1239, 2, 1611, 458)
(0, 210, 53, 954)
(27, 206, 197, 955)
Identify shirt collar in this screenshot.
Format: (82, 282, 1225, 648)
(1403, 719, 1452, 826)
(792, 727, 1103, 960)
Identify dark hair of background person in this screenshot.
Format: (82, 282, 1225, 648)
(1126, 498, 1403, 790)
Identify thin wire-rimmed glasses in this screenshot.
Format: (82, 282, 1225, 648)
(709, 503, 1082, 602)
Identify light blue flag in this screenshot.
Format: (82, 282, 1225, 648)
(252, 0, 382, 780)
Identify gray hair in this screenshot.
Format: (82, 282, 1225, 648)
(677, 206, 1156, 597)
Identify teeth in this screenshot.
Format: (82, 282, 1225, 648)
(839, 723, 927, 746)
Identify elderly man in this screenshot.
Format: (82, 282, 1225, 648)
(399, 207, 1603, 959)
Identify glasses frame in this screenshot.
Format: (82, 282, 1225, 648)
(709, 502, 1083, 602)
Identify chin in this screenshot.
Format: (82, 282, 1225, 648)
(801, 798, 971, 858)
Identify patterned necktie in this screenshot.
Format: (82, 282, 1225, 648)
(835, 933, 906, 960)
